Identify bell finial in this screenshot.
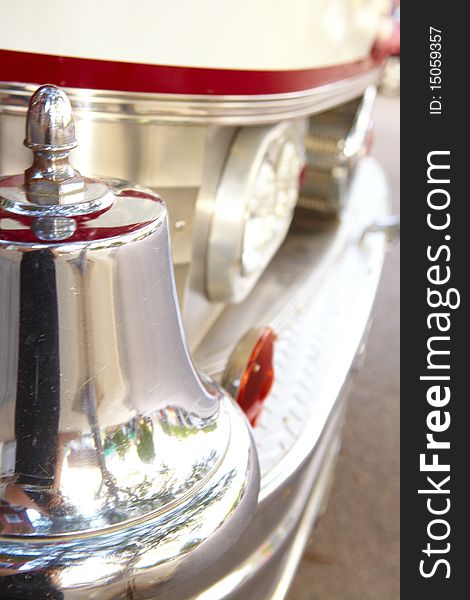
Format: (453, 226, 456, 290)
(24, 84, 85, 205)
(25, 84, 77, 151)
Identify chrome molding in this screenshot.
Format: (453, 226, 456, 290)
(0, 69, 381, 125)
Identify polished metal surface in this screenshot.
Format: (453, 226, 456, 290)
(30, 215, 78, 241)
(299, 86, 376, 215)
(24, 86, 86, 206)
(195, 157, 389, 484)
(0, 78, 379, 333)
(0, 70, 381, 125)
(206, 120, 306, 303)
(0, 89, 208, 308)
(0, 73, 381, 341)
(192, 400, 346, 600)
(0, 208, 231, 535)
(361, 213, 400, 244)
(0, 86, 113, 218)
(0, 86, 259, 597)
(0, 80, 388, 598)
(174, 158, 389, 599)
(25, 86, 77, 151)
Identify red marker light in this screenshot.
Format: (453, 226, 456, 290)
(223, 327, 276, 427)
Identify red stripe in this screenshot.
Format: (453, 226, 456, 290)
(0, 49, 381, 96)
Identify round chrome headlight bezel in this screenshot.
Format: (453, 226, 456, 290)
(206, 120, 306, 303)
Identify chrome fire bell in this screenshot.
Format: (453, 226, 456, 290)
(0, 86, 259, 597)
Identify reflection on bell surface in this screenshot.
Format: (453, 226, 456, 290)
(0, 85, 259, 597)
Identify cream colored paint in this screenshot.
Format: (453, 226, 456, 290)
(2, 0, 390, 70)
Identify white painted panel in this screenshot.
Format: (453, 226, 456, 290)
(1, 0, 390, 70)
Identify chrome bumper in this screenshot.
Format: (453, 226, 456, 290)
(187, 156, 389, 598)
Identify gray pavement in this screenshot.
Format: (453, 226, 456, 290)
(288, 95, 400, 600)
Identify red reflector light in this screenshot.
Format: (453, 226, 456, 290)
(235, 328, 276, 426)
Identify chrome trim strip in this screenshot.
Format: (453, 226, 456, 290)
(0, 69, 381, 124)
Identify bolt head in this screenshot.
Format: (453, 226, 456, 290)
(25, 168, 85, 205)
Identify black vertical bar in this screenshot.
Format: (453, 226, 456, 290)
(15, 250, 60, 487)
(401, 4, 467, 598)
